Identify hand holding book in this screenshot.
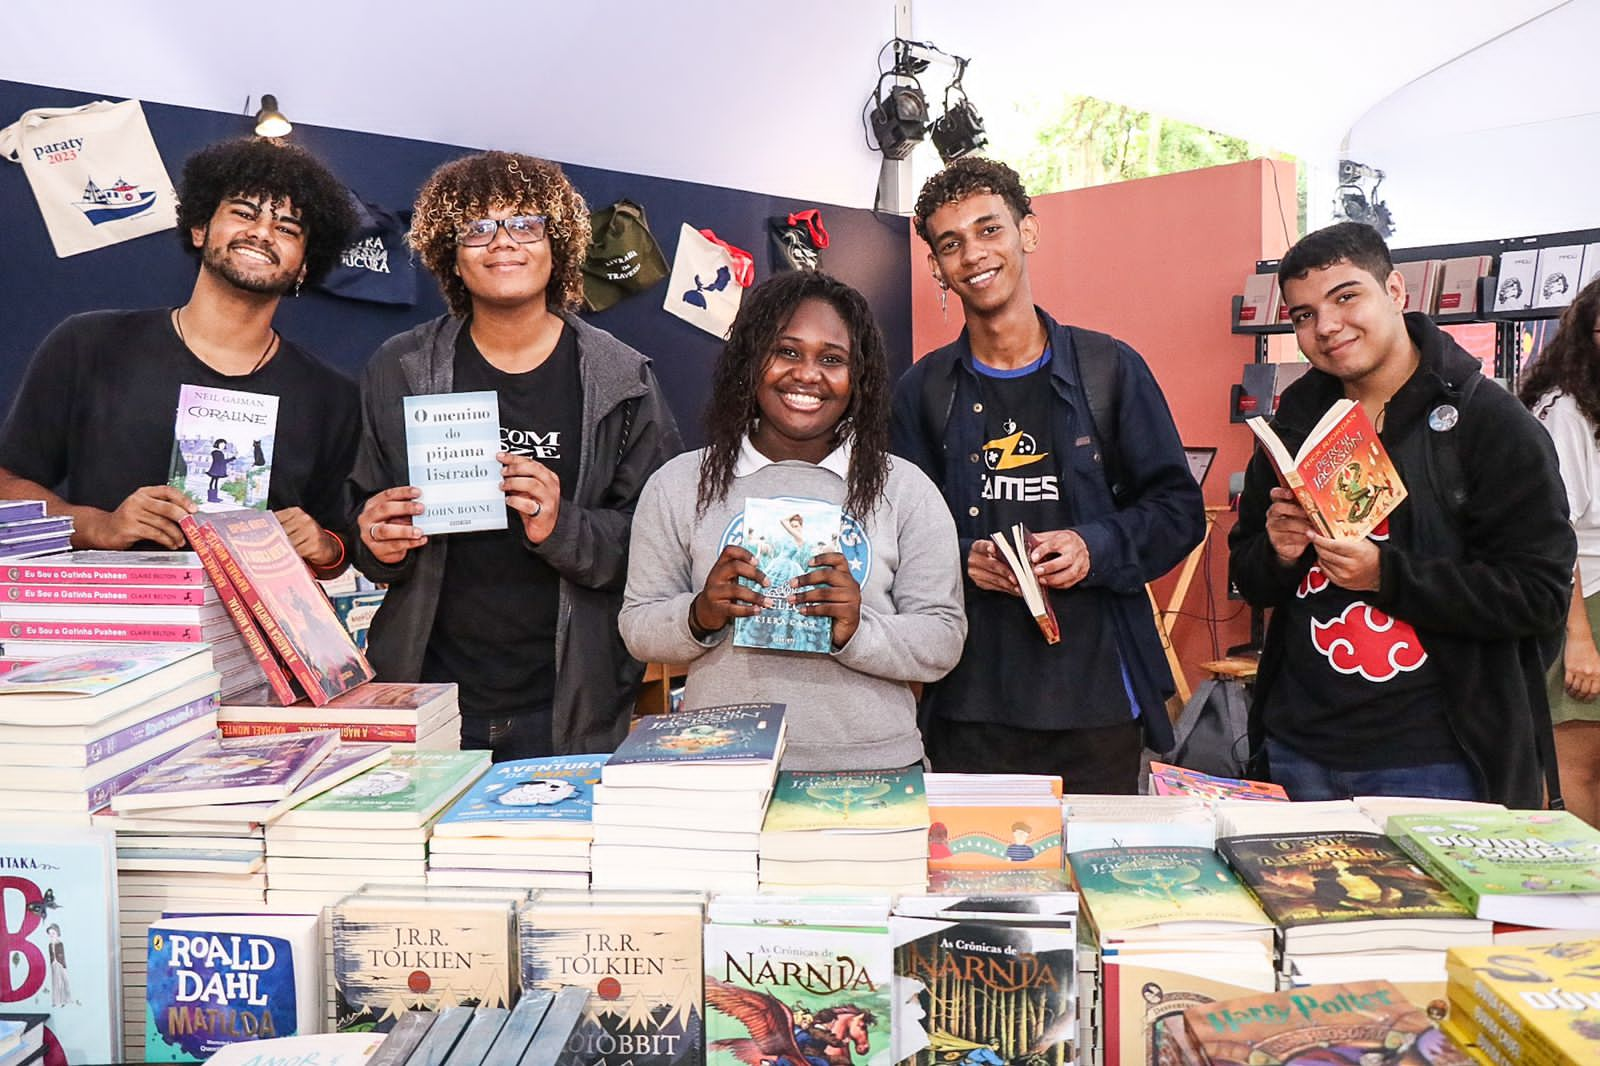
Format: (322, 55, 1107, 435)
(790, 550, 861, 648)
(357, 485, 427, 564)
(691, 543, 765, 637)
(499, 451, 559, 543)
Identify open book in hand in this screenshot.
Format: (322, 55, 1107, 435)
(990, 523, 1060, 644)
(1246, 398, 1406, 540)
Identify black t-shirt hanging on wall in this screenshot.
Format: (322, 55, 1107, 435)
(422, 321, 583, 739)
(0, 308, 359, 539)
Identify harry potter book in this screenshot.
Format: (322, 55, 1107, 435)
(733, 497, 842, 654)
(1217, 830, 1489, 954)
(1247, 398, 1406, 540)
(1181, 981, 1469, 1066)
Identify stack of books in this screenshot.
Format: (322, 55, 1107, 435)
(428, 754, 606, 889)
(219, 681, 461, 749)
(517, 891, 705, 1063)
(327, 990, 591, 1066)
(263, 749, 490, 911)
(589, 703, 785, 893)
(924, 771, 1063, 874)
(703, 894, 892, 1065)
(1445, 939, 1600, 1066)
(0, 645, 220, 826)
(0, 550, 262, 693)
(1218, 827, 1492, 989)
(758, 766, 930, 893)
(142, 912, 323, 1060)
(1064, 792, 1214, 853)
(183, 510, 373, 707)
(0, 500, 71, 560)
(330, 886, 518, 1034)
(1180, 980, 1469, 1065)
(891, 888, 1080, 1066)
(1387, 809, 1600, 933)
(1069, 842, 1279, 1051)
(0, 826, 121, 1064)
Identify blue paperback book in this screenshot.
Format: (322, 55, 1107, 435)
(0, 827, 119, 1063)
(403, 390, 507, 535)
(432, 754, 608, 839)
(603, 704, 786, 787)
(144, 914, 320, 1061)
(732, 497, 842, 654)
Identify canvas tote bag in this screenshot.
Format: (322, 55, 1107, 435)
(663, 223, 749, 339)
(0, 99, 176, 257)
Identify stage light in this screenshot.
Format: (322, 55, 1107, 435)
(254, 94, 292, 138)
(867, 73, 929, 160)
(931, 60, 986, 163)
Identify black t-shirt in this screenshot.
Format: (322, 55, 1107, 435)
(422, 322, 583, 734)
(0, 309, 358, 539)
(936, 349, 1134, 729)
(1264, 519, 1459, 768)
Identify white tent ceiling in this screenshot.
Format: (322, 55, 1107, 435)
(0, 0, 1583, 221)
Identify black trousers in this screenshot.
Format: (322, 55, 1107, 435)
(925, 717, 1144, 794)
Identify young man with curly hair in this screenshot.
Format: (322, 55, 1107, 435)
(0, 137, 359, 570)
(1231, 222, 1573, 807)
(350, 151, 680, 759)
(890, 157, 1203, 793)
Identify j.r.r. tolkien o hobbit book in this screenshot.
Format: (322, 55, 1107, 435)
(330, 895, 515, 1033)
(517, 898, 704, 1066)
(1246, 398, 1406, 540)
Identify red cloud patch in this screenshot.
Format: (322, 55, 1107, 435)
(1297, 565, 1330, 599)
(1310, 603, 1427, 682)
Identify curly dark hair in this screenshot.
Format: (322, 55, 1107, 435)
(408, 151, 590, 316)
(1518, 275, 1600, 443)
(697, 272, 891, 520)
(913, 157, 1032, 246)
(175, 137, 355, 286)
(1278, 221, 1393, 287)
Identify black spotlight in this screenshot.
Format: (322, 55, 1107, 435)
(868, 72, 929, 160)
(931, 58, 986, 163)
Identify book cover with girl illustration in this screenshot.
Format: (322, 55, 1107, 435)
(733, 497, 841, 654)
(168, 384, 277, 511)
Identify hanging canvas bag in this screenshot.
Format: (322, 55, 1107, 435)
(0, 99, 177, 258)
(663, 223, 746, 339)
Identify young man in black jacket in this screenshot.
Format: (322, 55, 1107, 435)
(1229, 222, 1573, 807)
(890, 158, 1204, 793)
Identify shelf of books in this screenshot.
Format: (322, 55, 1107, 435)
(5, 514, 1600, 1064)
(1230, 225, 1600, 401)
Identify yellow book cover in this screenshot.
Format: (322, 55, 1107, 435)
(1447, 940, 1600, 1066)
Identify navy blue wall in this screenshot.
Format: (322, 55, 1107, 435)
(0, 80, 912, 450)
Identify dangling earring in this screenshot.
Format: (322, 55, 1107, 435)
(293, 278, 303, 298)
(937, 278, 949, 319)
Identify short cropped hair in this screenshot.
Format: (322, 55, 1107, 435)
(408, 151, 590, 317)
(913, 157, 1032, 247)
(1278, 221, 1394, 287)
(175, 138, 355, 286)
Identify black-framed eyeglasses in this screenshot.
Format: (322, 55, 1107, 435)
(456, 215, 547, 247)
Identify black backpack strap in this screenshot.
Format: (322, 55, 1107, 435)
(918, 348, 959, 475)
(1065, 326, 1126, 500)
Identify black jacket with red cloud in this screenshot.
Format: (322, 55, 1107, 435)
(1228, 313, 1573, 808)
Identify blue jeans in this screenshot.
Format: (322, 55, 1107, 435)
(1264, 737, 1482, 802)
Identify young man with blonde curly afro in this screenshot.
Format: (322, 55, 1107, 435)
(889, 157, 1203, 793)
(0, 137, 359, 573)
(349, 151, 680, 760)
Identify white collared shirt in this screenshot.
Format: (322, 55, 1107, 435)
(733, 434, 852, 481)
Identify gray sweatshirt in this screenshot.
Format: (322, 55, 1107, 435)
(620, 448, 967, 770)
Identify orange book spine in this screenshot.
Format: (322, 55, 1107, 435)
(182, 516, 299, 706)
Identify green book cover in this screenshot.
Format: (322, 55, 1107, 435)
(1386, 810, 1600, 913)
(282, 750, 490, 827)
(762, 767, 929, 834)
(1067, 846, 1270, 934)
(704, 919, 892, 1066)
